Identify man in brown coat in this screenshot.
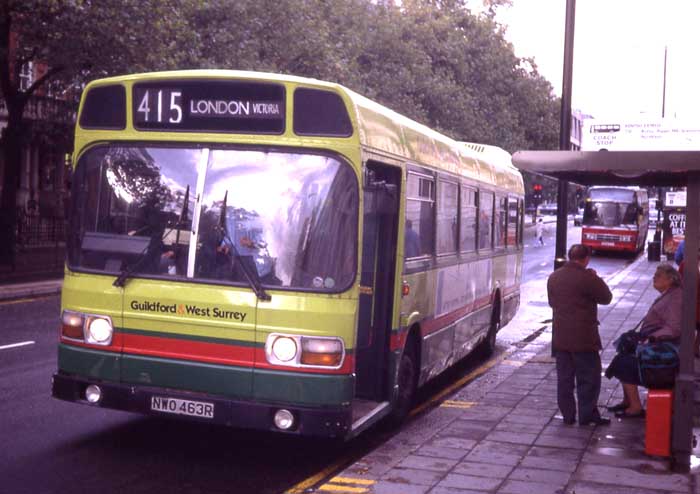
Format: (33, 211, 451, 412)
(548, 244, 613, 426)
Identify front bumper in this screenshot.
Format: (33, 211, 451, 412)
(583, 240, 637, 252)
(52, 372, 352, 438)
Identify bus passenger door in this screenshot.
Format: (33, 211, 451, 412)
(355, 164, 400, 401)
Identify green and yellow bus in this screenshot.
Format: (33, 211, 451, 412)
(52, 70, 524, 438)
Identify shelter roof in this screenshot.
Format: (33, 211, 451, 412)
(512, 150, 700, 186)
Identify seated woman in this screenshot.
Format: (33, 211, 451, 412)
(605, 263, 682, 418)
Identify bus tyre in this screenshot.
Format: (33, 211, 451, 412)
(480, 313, 500, 358)
(388, 338, 418, 426)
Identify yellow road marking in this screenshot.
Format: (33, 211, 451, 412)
(331, 477, 375, 485)
(284, 459, 351, 494)
(317, 484, 369, 493)
(440, 400, 476, 409)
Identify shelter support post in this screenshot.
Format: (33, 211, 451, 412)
(555, 181, 568, 269)
(671, 171, 699, 472)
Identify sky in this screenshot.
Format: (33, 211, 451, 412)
(487, 0, 700, 119)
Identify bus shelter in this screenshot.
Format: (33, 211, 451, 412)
(513, 149, 700, 472)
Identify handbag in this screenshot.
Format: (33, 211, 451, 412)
(636, 340, 680, 389)
(614, 329, 642, 355)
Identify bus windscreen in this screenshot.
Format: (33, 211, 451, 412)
(68, 145, 359, 292)
(588, 188, 635, 202)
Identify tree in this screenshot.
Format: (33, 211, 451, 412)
(0, 0, 198, 264)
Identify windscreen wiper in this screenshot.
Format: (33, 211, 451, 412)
(113, 243, 152, 287)
(219, 191, 271, 301)
(221, 229, 271, 301)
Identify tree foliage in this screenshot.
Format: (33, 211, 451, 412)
(0, 0, 560, 256)
(185, 0, 559, 152)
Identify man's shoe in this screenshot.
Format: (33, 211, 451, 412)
(606, 402, 629, 412)
(563, 417, 576, 425)
(580, 417, 611, 426)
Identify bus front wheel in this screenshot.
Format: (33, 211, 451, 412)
(388, 337, 418, 425)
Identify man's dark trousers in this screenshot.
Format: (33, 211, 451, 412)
(555, 350, 602, 423)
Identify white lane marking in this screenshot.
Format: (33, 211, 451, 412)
(0, 341, 35, 351)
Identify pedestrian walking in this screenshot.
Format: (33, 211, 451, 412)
(547, 244, 613, 426)
(536, 218, 545, 246)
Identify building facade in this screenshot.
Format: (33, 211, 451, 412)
(0, 57, 75, 251)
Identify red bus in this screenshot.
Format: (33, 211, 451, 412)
(581, 186, 649, 254)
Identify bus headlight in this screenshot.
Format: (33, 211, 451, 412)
(621, 235, 632, 242)
(265, 334, 345, 368)
(61, 310, 113, 346)
(584, 233, 596, 240)
(270, 336, 298, 362)
(86, 317, 113, 345)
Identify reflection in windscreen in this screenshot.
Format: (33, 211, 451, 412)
(583, 202, 638, 227)
(68, 145, 358, 292)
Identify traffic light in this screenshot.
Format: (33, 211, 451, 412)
(533, 184, 543, 206)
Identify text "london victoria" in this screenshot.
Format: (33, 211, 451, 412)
(190, 99, 281, 118)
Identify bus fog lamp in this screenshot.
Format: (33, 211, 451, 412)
(87, 317, 113, 345)
(85, 385, 102, 404)
(272, 336, 297, 362)
(273, 409, 295, 430)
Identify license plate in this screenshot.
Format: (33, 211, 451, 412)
(601, 241, 615, 246)
(150, 396, 214, 419)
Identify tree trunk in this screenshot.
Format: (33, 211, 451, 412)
(0, 117, 24, 268)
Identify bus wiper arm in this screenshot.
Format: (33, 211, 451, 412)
(222, 230, 271, 301)
(113, 243, 152, 287)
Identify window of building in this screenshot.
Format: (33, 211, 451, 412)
(405, 172, 434, 258)
(460, 186, 477, 253)
(436, 180, 458, 255)
(19, 62, 34, 91)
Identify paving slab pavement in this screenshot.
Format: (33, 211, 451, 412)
(312, 256, 699, 494)
(0, 278, 62, 301)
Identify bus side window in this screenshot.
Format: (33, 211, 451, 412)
(460, 186, 477, 253)
(478, 190, 494, 250)
(494, 195, 507, 248)
(405, 172, 435, 259)
(436, 179, 458, 255)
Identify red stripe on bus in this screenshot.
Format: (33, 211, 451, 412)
(502, 284, 519, 296)
(390, 284, 520, 351)
(420, 294, 491, 336)
(390, 330, 409, 352)
(122, 333, 253, 367)
(62, 333, 354, 375)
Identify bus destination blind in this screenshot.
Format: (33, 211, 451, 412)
(132, 80, 285, 133)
